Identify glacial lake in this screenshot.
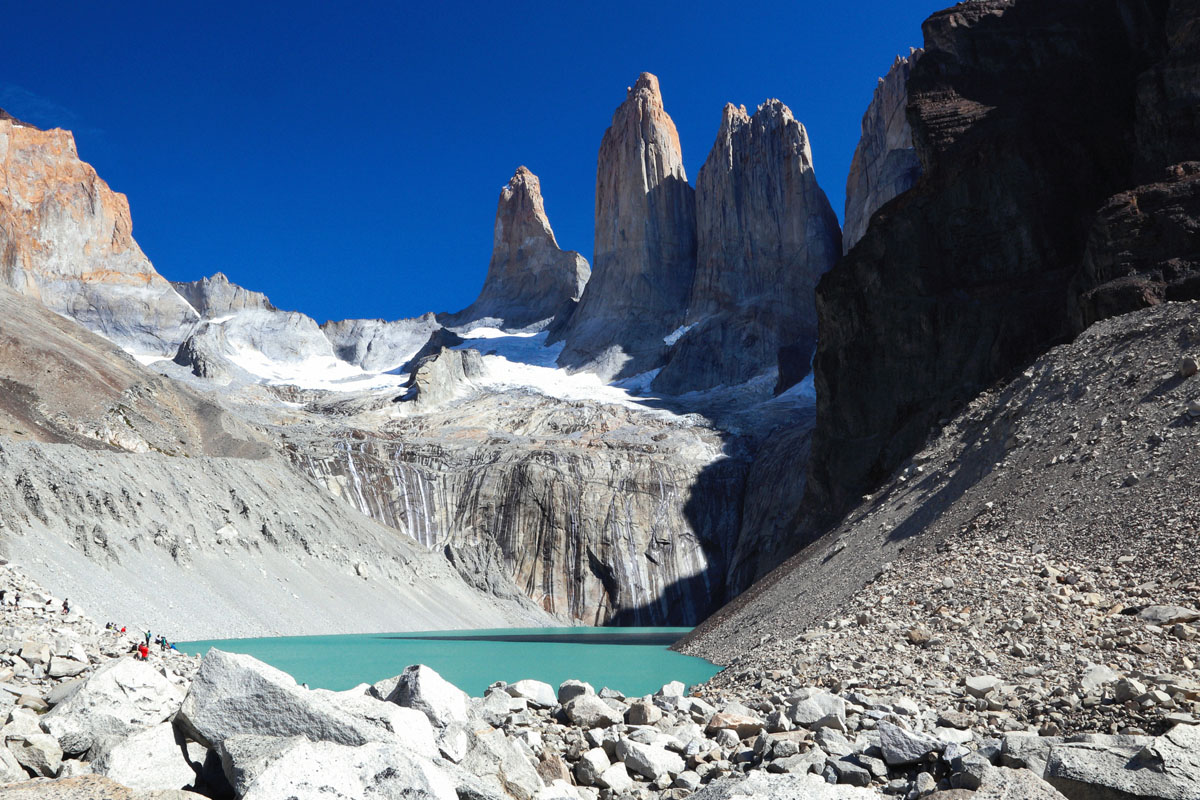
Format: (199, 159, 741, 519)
(179, 627, 721, 696)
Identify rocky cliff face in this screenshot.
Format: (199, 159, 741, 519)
(556, 73, 697, 381)
(172, 272, 276, 318)
(652, 101, 840, 395)
(289, 387, 747, 625)
(0, 116, 198, 355)
(842, 49, 923, 253)
(445, 167, 589, 330)
(804, 0, 1180, 524)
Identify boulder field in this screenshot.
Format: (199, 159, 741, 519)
(1, 563, 1197, 799)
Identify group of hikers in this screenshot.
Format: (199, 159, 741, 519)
(2, 588, 180, 662)
(1, 589, 71, 614)
(104, 623, 179, 661)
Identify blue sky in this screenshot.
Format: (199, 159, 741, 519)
(3, 1, 943, 323)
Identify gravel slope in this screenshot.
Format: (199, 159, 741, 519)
(682, 301, 1200, 733)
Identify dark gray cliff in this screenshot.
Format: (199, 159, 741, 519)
(804, 0, 1186, 527)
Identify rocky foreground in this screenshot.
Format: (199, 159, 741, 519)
(0, 562, 1196, 799)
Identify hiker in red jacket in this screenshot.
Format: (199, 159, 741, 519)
(137, 643, 149, 661)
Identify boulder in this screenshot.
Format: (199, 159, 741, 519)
(177, 649, 424, 750)
(595, 762, 634, 793)
(1044, 725, 1200, 799)
(789, 690, 846, 731)
(386, 664, 470, 728)
(616, 738, 685, 781)
(1080, 664, 1120, 692)
(965, 676, 1002, 698)
(41, 657, 184, 755)
(239, 738, 458, 800)
(691, 770, 880, 798)
(564, 695, 623, 728)
(574, 746, 610, 786)
(216, 734, 307, 797)
(0, 773, 206, 798)
(18, 642, 50, 667)
(90, 721, 205, 791)
(1137, 605, 1200, 625)
(878, 721, 943, 765)
(0, 741, 27, 782)
(627, 699, 663, 725)
(48, 657, 88, 679)
(458, 727, 544, 800)
(506, 680, 557, 710)
(7, 731, 63, 777)
(657, 681, 686, 698)
(973, 766, 1068, 799)
(706, 712, 765, 740)
(557, 680, 595, 705)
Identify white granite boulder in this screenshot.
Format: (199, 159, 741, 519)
(41, 657, 184, 755)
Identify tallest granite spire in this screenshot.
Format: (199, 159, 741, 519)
(556, 72, 697, 380)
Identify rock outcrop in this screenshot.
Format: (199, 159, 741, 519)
(171, 272, 275, 318)
(321, 313, 442, 372)
(444, 167, 589, 330)
(556, 73, 697, 381)
(0, 115, 197, 354)
(395, 347, 485, 412)
(842, 50, 923, 253)
(1070, 162, 1200, 330)
(804, 0, 1185, 524)
(652, 100, 840, 394)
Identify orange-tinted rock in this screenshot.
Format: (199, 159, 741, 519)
(0, 116, 196, 354)
(556, 73, 697, 380)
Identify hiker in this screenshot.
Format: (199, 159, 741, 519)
(120, 625, 126, 633)
(144, 629, 151, 647)
(159, 636, 168, 651)
(61, 598, 69, 614)
(137, 642, 149, 661)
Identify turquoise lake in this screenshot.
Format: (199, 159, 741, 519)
(179, 627, 721, 696)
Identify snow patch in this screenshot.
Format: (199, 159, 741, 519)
(663, 323, 697, 346)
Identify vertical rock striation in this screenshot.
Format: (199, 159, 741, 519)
(290, 398, 747, 625)
(804, 0, 1178, 527)
(842, 49, 923, 253)
(556, 73, 697, 381)
(0, 115, 198, 355)
(652, 100, 840, 394)
(445, 166, 590, 330)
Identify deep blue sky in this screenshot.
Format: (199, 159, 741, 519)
(3, 1, 942, 323)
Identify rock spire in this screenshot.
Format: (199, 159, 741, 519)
(652, 99, 841, 394)
(447, 166, 589, 329)
(556, 73, 697, 380)
(842, 49, 923, 253)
